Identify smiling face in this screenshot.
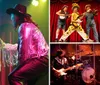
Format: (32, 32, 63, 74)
(10, 13, 19, 28)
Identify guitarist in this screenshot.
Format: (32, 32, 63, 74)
(55, 5, 69, 41)
(59, 3, 93, 42)
(51, 50, 68, 85)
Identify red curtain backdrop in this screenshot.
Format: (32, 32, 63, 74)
(50, 1, 100, 42)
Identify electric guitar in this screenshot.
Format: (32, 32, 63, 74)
(71, 15, 83, 28)
(53, 63, 83, 78)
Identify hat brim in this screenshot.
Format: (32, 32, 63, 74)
(6, 8, 31, 17)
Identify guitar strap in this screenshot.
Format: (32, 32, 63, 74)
(55, 57, 68, 66)
(55, 57, 62, 65)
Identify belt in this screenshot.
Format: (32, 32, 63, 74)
(37, 55, 48, 67)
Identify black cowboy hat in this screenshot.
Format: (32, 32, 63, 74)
(6, 4, 31, 17)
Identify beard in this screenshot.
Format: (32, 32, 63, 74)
(12, 20, 18, 29)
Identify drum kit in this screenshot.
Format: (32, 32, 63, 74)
(75, 56, 100, 84)
(82, 67, 95, 84)
(67, 52, 96, 84)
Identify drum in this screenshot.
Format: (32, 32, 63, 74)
(82, 67, 95, 84)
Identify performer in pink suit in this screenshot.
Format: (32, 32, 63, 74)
(6, 4, 49, 85)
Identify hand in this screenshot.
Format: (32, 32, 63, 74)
(54, 70, 61, 77)
(83, 12, 86, 16)
(93, 9, 98, 15)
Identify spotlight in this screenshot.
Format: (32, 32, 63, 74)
(32, 0, 39, 6)
(42, 0, 46, 2)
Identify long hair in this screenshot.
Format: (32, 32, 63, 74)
(17, 14, 39, 28)
(56, 50, 63, 56)
(61, 5, 68, 14)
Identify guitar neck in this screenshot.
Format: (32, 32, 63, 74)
(64, 63, 83, 72)
(64, 66, 74, 72)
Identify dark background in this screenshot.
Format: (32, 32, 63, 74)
(50, 44, 100, 85)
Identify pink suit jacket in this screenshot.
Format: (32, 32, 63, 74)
(18, 22, 49, 63)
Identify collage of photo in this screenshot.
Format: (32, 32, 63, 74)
(0, 0, 100, 85)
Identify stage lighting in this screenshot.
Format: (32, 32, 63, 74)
(32, 0, 39, 6)
(42, 0, 47, 2)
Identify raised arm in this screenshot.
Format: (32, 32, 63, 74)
(56, 10, 65, 16)
(93, 9, 98, 16)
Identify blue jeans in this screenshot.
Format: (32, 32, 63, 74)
(86, 20, 99, 42)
